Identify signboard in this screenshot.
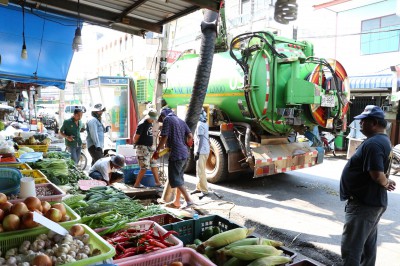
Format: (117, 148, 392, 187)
(321, 94, 335, 107)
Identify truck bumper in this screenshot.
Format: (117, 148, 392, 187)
(252, 142, 323, 178)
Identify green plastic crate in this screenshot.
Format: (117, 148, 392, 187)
(0, 203, 81, 237)
(162, 215, 244, 245)
(0, 224, 115, 266)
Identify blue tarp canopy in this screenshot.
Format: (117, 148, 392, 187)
(349, 74, 400, 90)
(0, 4, 77, 89)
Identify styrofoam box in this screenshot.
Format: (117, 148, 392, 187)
(116, 144, 136, 157)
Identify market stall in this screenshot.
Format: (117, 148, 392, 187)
(0, 147, 317, 266)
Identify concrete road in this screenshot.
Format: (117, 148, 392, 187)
(182, 155, 400, 265)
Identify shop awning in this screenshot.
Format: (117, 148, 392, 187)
(349, 74, 399, 90)
(0, 5, 76, 89)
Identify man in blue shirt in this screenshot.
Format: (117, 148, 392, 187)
(155, 108, 194, 209)
(87, 103, 106, 166)
(340, 105, 396, 266)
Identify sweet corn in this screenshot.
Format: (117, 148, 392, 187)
(224, 245, 283, 261)
(247, 255, 292, 266)
(221, 237, 283, 251)
(223, 257, 245, 266)
(204, 228, 254, 248)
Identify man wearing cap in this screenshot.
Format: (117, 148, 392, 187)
(132, 109, 163, 188)
(340, 105, 396, 266)
(155, 107, 194, 209)
(89, 154, 125, 185)
(59, 108, 85, 165)
(87, 103, 107, 166)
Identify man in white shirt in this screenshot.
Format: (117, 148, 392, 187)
(89, 154, 125, 185)
(191, 109, 210, 197)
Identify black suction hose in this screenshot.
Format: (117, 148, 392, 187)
(185, 10, 219, 133)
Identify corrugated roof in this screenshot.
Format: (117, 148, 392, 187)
(8, 0, 222, 36)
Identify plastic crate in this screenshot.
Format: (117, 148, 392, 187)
(117, 247, 216, 266)
(20, 169, 51, 184)
(0, 153, 18, 162)
(162, 215, 244, 245)
(0, 223, 115, 266)
(0, 167, 22, 196)
(95, 220, 183, 265)
(9, 182, 66, 203)
(0, 162, 31, 170)
(138, 213, 183, 226)
(19, 144, 49, 152)
(0, 202, 81, 237)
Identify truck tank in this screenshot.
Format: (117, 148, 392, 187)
(163, 32, 350, 182)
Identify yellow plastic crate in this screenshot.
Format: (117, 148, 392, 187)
(20, 169, 50, 184)
(19, 144, 49, 152)
(0, 163, 31, 170)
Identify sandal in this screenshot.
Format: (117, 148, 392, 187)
(180, 202, 195, 210)
(164, 202, 180, 209)
(133, 184, 145, 188)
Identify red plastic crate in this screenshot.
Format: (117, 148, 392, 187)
(117, 247, 216, 266)
(138, 213, 183, 226)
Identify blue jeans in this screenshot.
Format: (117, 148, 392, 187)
(89, 170, 104, 181)
(67, 146, 82, 165)
(341, 200, 386, 266)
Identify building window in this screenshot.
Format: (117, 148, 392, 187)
(361, 14, 400, 55)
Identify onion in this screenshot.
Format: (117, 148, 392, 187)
(0, 193, 7, 204)
(70, 224, 85, 236)
(51, 203, 66, 217)
(0, 209, 4, 222)
(32, 254, 53, 266)
(61, 215, 71, 222)
(10, 202, 29, 218)
(22, 211, 39, 228)
(2, 214, 20, 231)
(41, 201, 51, 215)
(46, 208, 62, 222)
(0, 201, 13, 214)
(24, 196, 42, 211)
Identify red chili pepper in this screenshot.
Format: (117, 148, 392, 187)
(161, 231, 179, 241)
(108, 236, 130, 243)
(114, 251, 137, 260)
(147, 239, 167, 248)
(115, 244, 125, 252)
(123, 246, 146, 254)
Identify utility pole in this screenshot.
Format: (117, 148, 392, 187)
(154, 23, 170, 115)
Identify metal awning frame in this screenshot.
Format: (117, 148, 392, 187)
(8, 0, 221, 36)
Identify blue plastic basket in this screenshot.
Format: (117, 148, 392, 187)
(134, 169, 156, 187)
(123, 165, 139, 184)
(0, 167, 23, 196)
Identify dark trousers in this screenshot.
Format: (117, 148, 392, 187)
(341, 200, 386, 266)
(88, 145, 103, 166)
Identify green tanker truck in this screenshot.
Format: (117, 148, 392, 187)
(162, 31, 350, 183)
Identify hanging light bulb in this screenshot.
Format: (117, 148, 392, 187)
(21, 43, 28, 59)
(72, 26, 82, 52)
(72, 0, 83, 52)
(21, 0, 28, 59)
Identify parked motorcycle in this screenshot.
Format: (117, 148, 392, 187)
(39, 114, 59, 133)
(391, 144, 400, 175)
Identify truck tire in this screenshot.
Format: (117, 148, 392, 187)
(206, 137, 228, 183)
(184, 148, 196, 174)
